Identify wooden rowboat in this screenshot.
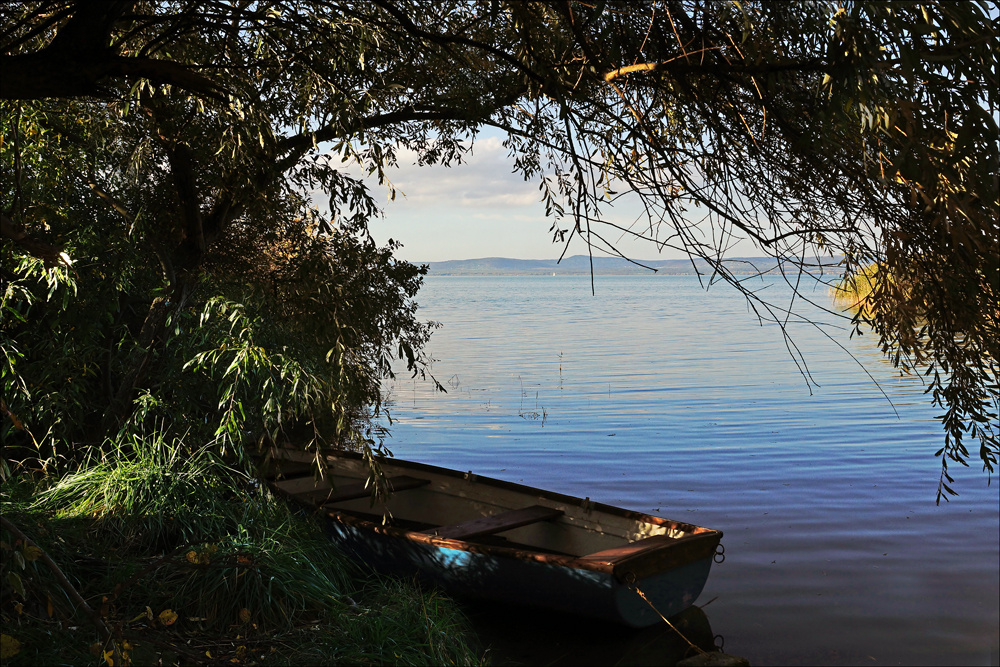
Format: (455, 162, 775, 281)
(266, 448, 724, 628)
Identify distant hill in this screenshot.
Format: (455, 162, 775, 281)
(419, 255, 842, 276)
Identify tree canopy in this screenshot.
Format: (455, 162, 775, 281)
(2, 1, 997, 499)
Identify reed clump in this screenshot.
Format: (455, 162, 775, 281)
(831, 262, 882, 311)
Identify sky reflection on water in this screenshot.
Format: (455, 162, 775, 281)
(381, 275, 999, 666)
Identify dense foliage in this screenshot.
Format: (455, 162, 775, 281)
(1, 3, 997, 491)
(1, 35, 438, 472)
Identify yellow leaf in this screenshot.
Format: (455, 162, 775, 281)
(205, 650, 213, 658)
(185, 551, 199, 564)
(0, 634, 21, 660)
(14, 603, 23, 615)
(46, 597, 53, 618)
(104, 649, 115, 666)
(23, 545, 44, 562)
(146, 605, 153, 621)
(8, 571, 25, 598)
(158, 609, 178, 626)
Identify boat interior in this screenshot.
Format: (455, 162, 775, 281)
(265, 448, 713, 561)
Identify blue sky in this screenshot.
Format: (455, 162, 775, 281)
(346, 132, 746, 263)
(360, 134, 560, 261)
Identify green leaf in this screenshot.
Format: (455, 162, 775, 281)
(7, 572, 25, 599)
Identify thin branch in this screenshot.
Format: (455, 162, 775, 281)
(0, 515, 113, 643)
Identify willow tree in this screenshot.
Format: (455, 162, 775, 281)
(0, 0, 453, 470)
(2, 1, 997, 498)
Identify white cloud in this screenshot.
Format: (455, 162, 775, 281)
(316, 134, 567, 261)
(321, 133, 744, 262)
(370, 136, 541, 210)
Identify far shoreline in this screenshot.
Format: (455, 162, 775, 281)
(418, 254, 844, 277)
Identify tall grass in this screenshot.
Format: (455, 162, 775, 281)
(331, 576, 484, 666)
(3, 434, 484, 665)
(34, 431, 260, 551)
(153, 519, 356, 631)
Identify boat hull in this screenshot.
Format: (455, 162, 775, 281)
(327, 513, 717, 627)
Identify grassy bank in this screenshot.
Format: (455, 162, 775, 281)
(0, 438, 484, 666)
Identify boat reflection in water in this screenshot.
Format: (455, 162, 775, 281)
(467, 598, 720, 666)
(267, 448, 724, 629)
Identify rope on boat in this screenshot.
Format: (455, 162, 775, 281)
(625, 573, 708, 658)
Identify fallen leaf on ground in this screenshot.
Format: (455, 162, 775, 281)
(0, 634, 21, 659)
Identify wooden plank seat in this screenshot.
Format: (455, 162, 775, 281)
(265, 461, 314, 480)
(579, 534, 680, 563)
(273, 474, 430, 506)
(424, 505, 564, 540)
(577, 532, 720, 579)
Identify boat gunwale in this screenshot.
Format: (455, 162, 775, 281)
(324, 505, 722, 581)
(267, 447, 723, 581)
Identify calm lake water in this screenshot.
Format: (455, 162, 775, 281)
(380, 275, 999, 666)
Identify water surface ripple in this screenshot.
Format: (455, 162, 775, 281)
(381, 275, 999, 666)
